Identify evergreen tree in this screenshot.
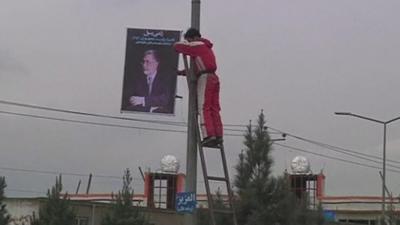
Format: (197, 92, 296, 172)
(0, 177, 10, 225)
(234, 111, 324, 225)
(234, 111, 275, 224)
(102, 168, 149, 225)
(35, 175, 76, 225)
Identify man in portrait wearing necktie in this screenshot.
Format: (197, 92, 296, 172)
(127, 49, 173, 113)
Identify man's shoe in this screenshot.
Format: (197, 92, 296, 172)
(201, 136, 217, 147)
(215, 137, 223, 146)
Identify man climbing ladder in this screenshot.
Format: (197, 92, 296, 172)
(174, 28, 223, 148)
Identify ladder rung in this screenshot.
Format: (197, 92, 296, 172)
(207, 176, 228, 182)
(212, 208, 235, 214)
(201, 144, 222, 149)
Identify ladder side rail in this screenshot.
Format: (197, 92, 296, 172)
(183, 54, 217, 225)
(194, 106, 217, 225)
(219, 145, 238, 225)
(198, 145, 217, 225)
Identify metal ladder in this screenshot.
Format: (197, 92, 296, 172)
(182, 55, 238, 225)
(197, 140, 238, 225)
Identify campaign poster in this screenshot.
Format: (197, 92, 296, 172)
(121, 28, 181, 115)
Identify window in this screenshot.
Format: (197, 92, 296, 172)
(75, 217, 89, 225)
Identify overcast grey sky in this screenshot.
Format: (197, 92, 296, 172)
(1, 0, 400, 197)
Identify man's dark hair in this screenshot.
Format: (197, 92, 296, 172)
(184, 28, 201, 39)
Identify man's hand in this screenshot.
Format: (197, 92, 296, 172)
(129, 96, 145, 106)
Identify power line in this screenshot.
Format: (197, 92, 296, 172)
(0, 99, 282, 135)
(274, 143, 400, 174)
(0, 165, 210, 194)
(267, 126, 400, 166)
(5, 100, 400, 176)
(224, 127, 282, 134)
(0, 110, 187, 133)
(299, 139, 400, 170)
(3, 180, 208, 196)
(0, 163, 211, 185)
(6, 188, 47, 195)
(0, 99, 247, 128)
(278, 134, 400, 170)
(0, 165, 127, 180)
(4, 109, 398, 172)
(0, 110, 246, 137)
(0, 99, 185, 126)
(5, 105, 400, 172)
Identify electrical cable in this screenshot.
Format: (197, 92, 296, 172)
(3, 109, 397, 174)
(0, 99, 248, 128)
(267, 126, 400, 166)
(0, 99, 186, 126)
(0, 110, 246, 137)
(274, 143, 400, 174)
(0, 110, 187, 133)
(0, 165, 134, 181)
(6, 188, 47, 195)
(4, 100, 400, 188)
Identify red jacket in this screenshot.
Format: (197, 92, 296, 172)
(174, 38, 217, 76)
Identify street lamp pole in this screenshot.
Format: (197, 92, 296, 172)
(383, 123, 387, 221)
(334, 112, 400, 223)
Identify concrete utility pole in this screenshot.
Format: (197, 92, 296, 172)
(184, 1, 201, 225)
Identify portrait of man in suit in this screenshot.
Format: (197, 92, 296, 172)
(125, 49, 173, 113)
(121, 28, 179, 115)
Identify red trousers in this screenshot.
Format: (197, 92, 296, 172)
(197, 73, 223, 138)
